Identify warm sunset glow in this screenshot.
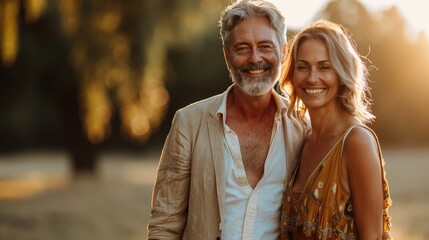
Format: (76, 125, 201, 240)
(25, 0, 46, 23)
(200, 0, 223, 14)
(121, 103, 151, 141)
(81, 80, 112, 144)
(111, 36, 130, 63)
(0, 0, 19, 66)
(98, 11, 121, 33)
(269, 0, 429, 38)
(149, 87, 169, 108)
(0, 177, 68, 200)
(130, 115, 150, 138)
(105, 66, 127, 88)
(59, 0, 80, 35)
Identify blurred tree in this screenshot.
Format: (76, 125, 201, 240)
(0, 0, 229, 176)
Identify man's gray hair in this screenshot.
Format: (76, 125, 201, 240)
(219, 0, 287, 50)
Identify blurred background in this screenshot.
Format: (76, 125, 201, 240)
(0, 0, 428, 239)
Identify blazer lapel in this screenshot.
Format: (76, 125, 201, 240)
(207, 117, 225, 225)
(206, 88, 230, 228)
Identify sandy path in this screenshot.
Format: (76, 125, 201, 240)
(0, 148, 428, 239)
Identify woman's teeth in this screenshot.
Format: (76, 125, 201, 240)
(305, 88, 324, 94)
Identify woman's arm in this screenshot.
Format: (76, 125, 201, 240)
(343, 127, 384, 240)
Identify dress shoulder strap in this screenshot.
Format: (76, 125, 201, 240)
(340, 125, 383, 160)
(338, 125, 385, 193)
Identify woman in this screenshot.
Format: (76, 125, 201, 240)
(279, 20, 392, 239)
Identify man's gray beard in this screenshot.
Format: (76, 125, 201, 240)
(232, 70, 279, 97)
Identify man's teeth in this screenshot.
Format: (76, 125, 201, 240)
(249, 69, 264, 74)
(305, 88, 324, 94)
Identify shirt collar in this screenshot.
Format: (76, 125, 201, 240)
(215, 86, 287, 122)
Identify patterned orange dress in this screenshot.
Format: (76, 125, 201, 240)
(280, 125, 392, 239)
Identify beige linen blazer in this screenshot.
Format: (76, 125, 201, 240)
(147, 86, 307, 240)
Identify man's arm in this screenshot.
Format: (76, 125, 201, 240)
(147, 110, 192, 239)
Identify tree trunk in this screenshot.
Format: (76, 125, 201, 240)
(53, 75, 97, 177)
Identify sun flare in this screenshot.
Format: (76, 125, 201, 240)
(269, 0, 429, 39)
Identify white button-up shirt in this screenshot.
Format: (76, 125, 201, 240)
(216, 89, 287, 240)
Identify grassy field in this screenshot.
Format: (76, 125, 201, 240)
(0, 148, 428, 239)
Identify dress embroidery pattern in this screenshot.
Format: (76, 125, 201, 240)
(280, 126, 392, 239)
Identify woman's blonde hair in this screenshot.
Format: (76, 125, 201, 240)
(280, 19, 375, 123)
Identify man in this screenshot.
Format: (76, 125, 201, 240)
(147, 1, 307, 239)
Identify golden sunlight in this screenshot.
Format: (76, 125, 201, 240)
(0, 0, 19, 66)
(0, 177, 68, 200)
(82, 80, 112, 144)
(269, 0, 429, 38)
(59, 0, 80, 35)
(25, 0, 46, 23)
(98, 11, 121, 33)
(130, 115, 150, 138)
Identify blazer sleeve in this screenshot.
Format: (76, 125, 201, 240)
(147, 110, 192, 239)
